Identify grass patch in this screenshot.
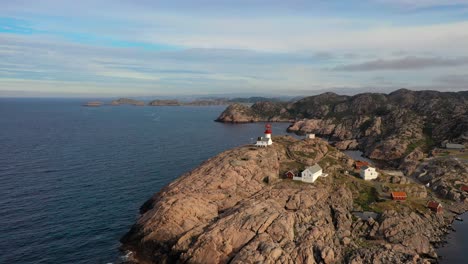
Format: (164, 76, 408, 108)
(318, 156, 339, 167)
(293, 151, 317, 159)
(354, 185, 379, 211)
(279, 160, 304, 176)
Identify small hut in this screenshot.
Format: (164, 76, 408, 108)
(391, 192, 407, 201)
(284, 171, 295, 179)
(427, 201, 443, 213)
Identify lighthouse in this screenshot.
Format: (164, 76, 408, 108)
(264, 124, 272, 140)
(255, 124, 273, 147)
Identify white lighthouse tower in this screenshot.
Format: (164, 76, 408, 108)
(255, 124, 273, 147)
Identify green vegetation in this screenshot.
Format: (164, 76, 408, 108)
(405, 136, 435, 155)
(374, 106, 391, 116)
(293, 151, 317, 159)
(279, 160, 304, 176)
(359, 119, 373, 132)
(318, 156, 339, 167)
(355, 185, 379, 211)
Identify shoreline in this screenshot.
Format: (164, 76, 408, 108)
(120, 135, 467, 263)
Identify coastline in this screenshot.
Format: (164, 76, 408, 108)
(120, 135, 467, 263)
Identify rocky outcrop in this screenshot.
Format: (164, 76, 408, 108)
(413, 157, 468, 203)
(121, 136, 462, 264)
(216, 102, 292, 123)
(111, 98, 145, 106)
(216, 89, 468, 166)
(215, 103, 258, 122)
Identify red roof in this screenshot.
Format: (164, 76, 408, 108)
(427, 201, 442, 209)
(355, 161, 369, 169)
(461, 185, 468, 192)
(391, 192, 407, 198)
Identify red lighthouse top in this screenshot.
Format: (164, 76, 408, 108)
(264, 124, 272, 134)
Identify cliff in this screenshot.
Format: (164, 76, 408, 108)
(120, 136, 467, 264)
(216, 89, 468, 166)
(215, 102, 293, 123)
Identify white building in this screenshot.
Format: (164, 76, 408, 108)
(293, 164, 328, 183)
(360, 166, 379, 180)
(445, 143, 465, 150)
(255, 124, 273, 147)
(305, 133, 315, 139)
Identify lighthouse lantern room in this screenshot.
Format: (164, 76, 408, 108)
(255, 124, 273, 147)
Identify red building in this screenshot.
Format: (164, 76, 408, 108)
(391, 192, 407, 201)
(355, 161, 370, 170)
(461, 185, 468, 192)
(284, 171, 295, 179)
(427, 201, 443, 213)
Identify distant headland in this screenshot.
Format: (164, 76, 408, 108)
(83, 96, 286, 107)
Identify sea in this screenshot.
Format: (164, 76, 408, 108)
(0, 98, 465, 264)
(0, 99, 292, 264)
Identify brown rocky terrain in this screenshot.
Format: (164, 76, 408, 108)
(120, 136, 466, 264)
(413, 157, 468, 205)
(216, 89, 468, 167)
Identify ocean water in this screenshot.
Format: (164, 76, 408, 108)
(0, 99, 292, 264)
(437, 212, 468, 264)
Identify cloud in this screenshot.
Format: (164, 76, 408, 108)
(374, 0, 468, 9)
(1, 1, 468, 96)
(333, 56, 468, 71)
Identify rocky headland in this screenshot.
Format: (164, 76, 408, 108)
(120, 136, 468, 263)
(216, 89, 468, 168)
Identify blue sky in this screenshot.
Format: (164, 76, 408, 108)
(1, 0, 468, 97)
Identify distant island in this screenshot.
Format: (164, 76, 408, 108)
(111, 98, 145, 106)
(83, 96, 287, 107)
(148, 99, 181, 106)
(83, 101, 103, 107)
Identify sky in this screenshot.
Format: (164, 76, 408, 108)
(1, 0, 468, 97)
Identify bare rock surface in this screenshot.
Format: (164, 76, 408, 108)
(216, 89, 468, 166)
(121, 136, 467, 264)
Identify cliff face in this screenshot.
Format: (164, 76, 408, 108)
(121, 136, 463, 264)
(216, 89, 468, 165)
(215, 102, 292, 123)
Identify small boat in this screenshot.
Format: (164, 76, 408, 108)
(455, 216, 463, 221)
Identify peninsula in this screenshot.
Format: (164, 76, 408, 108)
(121, 133, 468, 263)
